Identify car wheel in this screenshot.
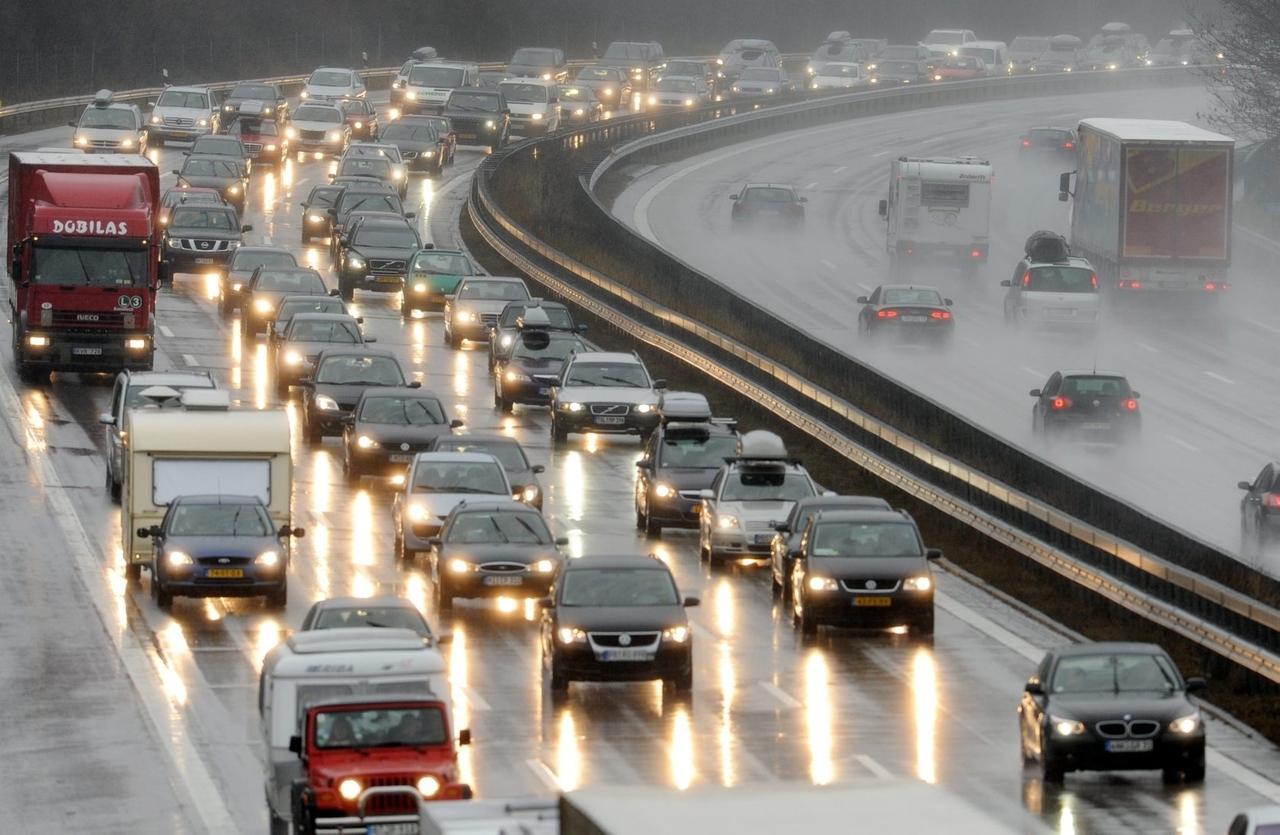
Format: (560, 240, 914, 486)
(666, 667, 693, 695)
(338, 277, 354, 302)
(305, 415, 323, 445)
(698, 536, 711, 564)
(770, 568, 783, 597)
(913, 608, 935, 636)
(434, 576, 452, 613)
(497, 392, 513, 413)
(447, 329, 461, 349)
(1039, 748, 1065, 783)
(107, 463, 122, 503)
(1180, 757, 1206, 784)
(266, 583, 287, 610)
(124, 563, 142, 587)
(644, 510, 662, 539)
(152, 574, 173, 611)
(794, 592, 818, 637)
(551, 418, 568, 445)
(343, 456, 360, 486)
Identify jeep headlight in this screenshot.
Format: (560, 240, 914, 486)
(424, 150, 435, 158)
(404, 90, 417, 101)
(196, 118, 208, 127)
(75, 135, 89, 147)
(119, 137, 135, 148)
(416, 776, 441, 797)
(456, 311, 476, 323)
(505, 369, 531, 383)
(308, 214, 323, 223)
(327, 130, 341, 143)
(338, 779, 361, 800)
(265, 144, 277, 151)
(286, 126, 298, 139)
(574, 108, 585, 116)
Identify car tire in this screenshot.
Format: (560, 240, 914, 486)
(107, 463, 122, 503)
(344, 456, 360, 486)
(152, 135, 165, 148)
(301, 231, 311, 245)
(434, 576, 452, 613)
(667, 667, 693, 695)
(547, 661, 569, 695)
(497, 392, 513, 413)
(153, 575, 173, 611)
(795, 597, 818, 638)
(770, 568, 783, 597)
(914, 609, 935, 636)
(1039, 751, 1065, 784)
(698, 538, 711, 564)
(306, 416, 322, 445)
(338, 277, 354, 302)
(1182, 758, 1206, 784)
(447, 329, 461, 349)
(644, 511, 662, 539)
(124, 563, 142, 587)
(551, 418, 568, 445)
(275, 377, 289, 396)
(267, 583, 287, 610)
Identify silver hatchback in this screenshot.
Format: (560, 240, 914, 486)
(1002, 256, 1100, 328)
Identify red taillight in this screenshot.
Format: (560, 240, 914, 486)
(876, 309, 899, 319)
(1021, 139, 1031, 147)
(1119, 279, 1142, 290)
(1123, 398, 1138, 411)
(970, 248, 983, 259)
(930, 310, 951, 320)
(1022, 271, 1032, 287)
(1090, 273, 1099, 289)
(1265, 494, 1280, 509)
(1063, 141, 1075, 149)
(1051, 396, 1072, 410)
(1204, 281, 1217, 292)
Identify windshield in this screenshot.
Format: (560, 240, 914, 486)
(183, 159, 240, 178)
(382, 123, 438, 142)
(346, 145, 402, 162)
(312, 606, 429, 636)
(564, 362, 648, 388)
(458, 281, 530, 301)
(513, 335, 583, 362)
(1060, 376, 1131, 397)
(230, 250, 295, 271)
(231, 83, 275, 100)
(409, 66, 465, 87)
(512, 49, 556, 66)
(1051, 653, 1180, 694)
(306, 187, 342, 209)
(1049, 40, 1079, 54)
(666, 62, 704, 76)
(340, 158, 392, 178)
(355, 226, 418, 248)
(255, 270, 325, 293)
(446, 511, 551, 545)
(880, 46, 920, 59)
(447, 92, 501, 112)
(577, 67, 617, 81)
(309, 70, 353, 87)
(167, 502, 272, 536)
(561, 568, 679, 606)
(315, 355, 404, 385)
(740, 68, 780, 81)
(359, 396, 445, 426)
(169, 207, 238, 230)
(32, 245, 147, 287)
(315, 706, 446, 749)
(432, 440, 527, 471)
(499, 305, 572, 328)
(1025, 267, 1095, 293)
(411, 460, 507, 494)
(501, 83, 550, 103)
(162, 191, 220, 209)
(659, 434, 738, 468)
(412, 252, 473, 275)
(125, 379, 212, 406)
(80, 108, 136, 129)
(604, 43, 648, 60)
(926, 30, 966, 44)
(657, 78, 698, 93)
(158, 90, 209, 109)
(294, 106, 343, 124)
(287, 319, 361, 343)
(811, 521, 922, 557)
(231, 119, 278, 136)
(744, 187, 796, 203)
(721, 470, 815, 501)
(338, 193, 402, 215)
(882, 288, 943, 305)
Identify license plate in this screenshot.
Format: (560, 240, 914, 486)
(537, 387, 550, 396)
(594, 416, 625, 425)
(72, 347, 103, 356)
(1047, 308, 1076, 319)
(368, 824, 420, 835)
(206, 568, 244, 579)
(194, 257, 215, 265)
(1105, 739, 1154, 753)
(1159, 281, 1188, 290)
(389, 454, 411, 463)
(901, 315, 928, 323)
(458, 132, 478, 140)
(753, 533, 774, 544)
(1081, 422, 1111, 430)
(601, 649, 652, 662)
(376, 276, 401, 284)
(854, 596, 892, 607)
(483, 575, 523, 586)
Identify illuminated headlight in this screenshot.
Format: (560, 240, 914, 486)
(404, 90, 417, 101)
(254, 550, 279, 567)
(253, 298, 273, 313)
(196, 118, 208, 127)
(505, 369, 531, 383)
(406, 505, 431, 523)
(409, 282, 428, 294)
(521, 485, 540, 504)
(684, 98, 694, 106)
(314, 394, 340, 411)
(541, 73, 552, 81)
(561, 402, 583, 412)
(393, 80, 405, 89)
(150, 115, 162, 125)
(1051, 715, 1086, 736)
(903, 576, 932, 591)
(653, 483, 675, 499)
(226, 184, 241, 195)
(869, 78, 879, 85)
(499, 334, 514, 348)
(558, 627, 586, 644)
(347, 255, 367, 270)
(934, 75, 943, 81)
(530, 112, 543, 121)
(338, 779, 361, 800)
(75, 135, 89, 147)
(354, 121, 363, 129)
(574, 108, 585, 116)
(125, 337, 148, 351)
(27, 335, 50, 347)
(392, 169, 404, 180)
(1169, 713, 1201, 735)
(484, 120, 496, 129)
(265, 144, 277, 151)
(1145, 59, 1153, 66)
(632, 68, 643, 76)
(634, 403, 654, 414)
(119, 138, 135, 148)
(602, 87, 613, 96)
(416, 776, 441, 797)
(327, 131, 341, 143)
(812, 82, 820, 90)
(716, 514, 739, 530)
(662, 625, 689, 643)
(284, 349, 303, 365)
(300, 90, 309, 99)
(731, 85, 740, 93)
(456, 311, 476, 323)
(808, 576, 838, 591)
(532, 559, 555, 574)
(167, 551, 193, 567)
(765, 88, 775, 94)
(356, 435, 376, 449)
(307, 214, 323, 224)
(807, 66, 817, 75)
(286, 127, 298, 139)
(423, 150, 435, 158)
(264, 106, 274, 114)
(388, 107, 401, 120)
(231, 282, 243, 292)
(648, 95, 658, 106)
(448, 558, 472, 574)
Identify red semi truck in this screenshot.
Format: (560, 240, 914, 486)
(1060, 118, 1234, 295)
(7, 152, 160, 379)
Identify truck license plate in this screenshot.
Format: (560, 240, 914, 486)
(1105, 739, 1154, 753)
(601, 649, 651, 662)
(594, 416, 625, 425)
(367, 824, 420, 835)
(206, 568, 244, 579)
(72, 347, 104, 356)
(483, 575, 523, 586)
(854, 596, 892, 607)
(458, 132, 478, 140)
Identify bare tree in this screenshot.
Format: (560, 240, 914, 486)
(1195, 0, 1280, 139)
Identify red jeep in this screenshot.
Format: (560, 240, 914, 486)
(288, 695, 472, 834)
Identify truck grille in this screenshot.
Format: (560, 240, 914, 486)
(364, 775, 418, 814)
(163, 116, 195, 127)
(51, 310, 127, 328)
(368, 259, 407, 274)
(176, 239, 232, 252)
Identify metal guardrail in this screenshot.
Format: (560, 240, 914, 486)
(467, 66, 1280, 682)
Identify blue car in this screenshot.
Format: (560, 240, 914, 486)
(138, 494, 303, 610)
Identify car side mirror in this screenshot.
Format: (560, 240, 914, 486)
(241, 224, 253, 233)
(136, 527, 151, 538)
(1131, 391, 1140, 399)
(1185, 676, 1207, 694)
(926, 548, 943, 561)
(171, 169, 181, 176)
(878, 199, 888, 217)
(328, 289, 340, 297)
(635, 460, 651, 470)
(404, 212, 416, 220)
(652, 379, 666, 389)
(1024, 680, 1044, 696)
(297, 378, 314, 388)
(1238, 481, 1254, 490)
(99, 412, 116, 426)
(326, 208, 338, 217)
(292, 527, 306, 538)
(555, 536, 570, 547)
(288, 735, 302, 755)
(458, 729, 472, 746)
(1000, 279, 1012, 287)
(944, 298, 953, 306)
(856, 295, 868, 304)
(1029, 388, 1041, 397)
(338, 414, 355, 425)
(729, 194, 739, 201)
(537, 596, 554, 609)
(532, 464, 545, 474)
(576, 323, 588, 333)
(799, 196, 808, 203)
(427, 537, 442, 548)
(682, 596, 700, 607)
(774, 523, 790, 533)
(435, 631, 452, 646)
(408, 380, 422, 389)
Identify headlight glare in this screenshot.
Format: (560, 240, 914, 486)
(653, 483, 675, 499)
(533, 559, 555, 574)
(558, 627, 586, 644)
(314, 394, 340, 411)
(408, 505, 429, 522)
(1169, 713, 1201, 735)
(416, 776, 440, 796)
(903, 576, 932, 591)
(663, 625, 689, 643)
(357, 435, 376, 449)
(808, 576, 838, 591)
(338, 779, 361, 800)
(255, 550, 279, 566)
(167, 551, 193, 567)
(1051, 715, 1086, 736)
(716, 514, 739, 529)
(285, 350, 303, 365)
(448, 558, 471, 574)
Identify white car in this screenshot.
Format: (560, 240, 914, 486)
(393, 452, 514, 558)
(920, 28, 978, 58)
(287, 104, 350, 157)
(698, 431, 821, 564)
(499, 79, 561, 136)
(71, 91, 147, 153)
(811, 62, 871, 90)
(648, 76, 712, 109)
(301, 67, 366, 103)
(1228, 806, 1280, 834)
(1002, 255, 1100, 329)
(403, 62, 480, 114)
(148, 86, 222, 145)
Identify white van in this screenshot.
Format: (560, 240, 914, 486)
(960, 41, 1011, 74)
(120, 389, 292, 581)
(878, 156, 993, 273)
(403, 61, 481, 114)
(499, 78, 561, 136)
(259, 628, 452, 827)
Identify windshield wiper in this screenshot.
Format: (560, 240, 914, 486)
(598, 375, 643, 387)
(440, 486, 496, 494)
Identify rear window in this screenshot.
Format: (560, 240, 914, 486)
(1026, 266, 1096, 293)
(882, 288, 943, 305)
(1060, 376, 1131, 397)
(920, 182, 969, 208)
(744, 187, 796, 203)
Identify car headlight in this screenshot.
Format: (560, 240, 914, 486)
(253, 298, 272, 313)
(284, 349, 303, 365)
(416, 776, 441, 797)
(808, 576, 838, 591)
(533, 559, 555, 574)
(521, 485, 540, 503)
(448, 558, 472, 573)
(357, 435, 376, 449)
(308, 214, 323, 223)
(561, 402, 583, 412)
(407, 505, 431, 523)
(286, 126, 298, 139)
(662, 625, 689, 643)
(404, 90, 417, 101)
(765, 88, 775, 94)
(264, 106, 274, 114)
(731, 85, 740, 93)
(812, 82, 820, 90)
(75, 135, 89, 147)
(716, 514, 739, 529)
(167, 551, 193, 567)
(125, 337, 148, 350)
(648, 95, 658, 106)
(499, 334, 514, 348)
(903, 576, 932, 591)
(392, 169, 404, 180)
(558, 627, 586, 644)
(327, 131, 341, 143)
(119, 138, 135, 148)
(1169, 713, 1201, 735)
(300, 90, 309, 99)
(150, 115, 162, 125)
(227, 184, 241, 195)
(347, 255, 366, 270)
(412, 282, 427, 293)
(254, 550, 279, 566)
(602, 87, 613, 96)
(484, 120, 496, 129)
(635, 404, 654, 414)
(684, 98, 694, 106)
(196, 118, 208, 127)
(338, 778, 361, 800)
(505, 369, 531, 383)
(653, 483, 675, 499)
(424, 150, 435, 158)
(231, 282, 243, 292)
(354, 121, 363, 129)
(314, 394, 340, 411)
(456, 311, 476, 322)
(530, 112, 543, 121)
(265, 144, 277, 151)
(574, 108, 585, 116)
(1051, 715, 1086, 736)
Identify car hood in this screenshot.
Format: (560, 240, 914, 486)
(1049, 691, 1195, 722)
(509, 356, 569, 377)
(452, 298, 520, 316)
(406, 491, 510, 521)
(283, 339, 354, 358)
(444, 109, 500, 122)
(354, 423, 454, 446)
(444, 544, 561, 564)
(556, 604, 687, 632)
(153, 105, 210, 119)
(735, 79, 782, 90)
(163, 534, 279, 558)
(305, 84, 357, 98)
(554, 386, 659, 405)
(256, 289, 323, 307)
(315, 381, 403, 410)
(654, 467, 718, 491)
(807, 555, 929, 578)
(387, 139, 436, 153)
(76, 127, 136, 139)
(292, 118, 343, 132)
(167, 226, 241, 241)
(718, 499, 797, 522)
(179, 174, 238, 190)
(507, 101, 554, 115)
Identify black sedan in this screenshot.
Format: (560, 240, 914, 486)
(137, 494, 303, 610)
(342, 387, 463, 483)
(300, 349, 416, 443)
(380, 117, 448, 176)
(540, 555, 698, 697)
(769, 495, 891, 597)
(428, 500, 567, 611)
(856, 285, 954, 339)
(443, 89, 510, 153)
(274, 312, 370, 393)
(1030, 370, 1141, 443)
(429, 435, 545, 510)
(1018, 642, 1207, 783)
(218, 246, 296, 319)
(300, 185, 344, 244)
(493, 330, 588, 413)
(789, 509, 939, 637)
(635, 403, 739, 536)
(1237, 462, 1280, 543)
(730, 183, 806, 228)
(173, 154, 248, 213)
(243, 266, 329, 334)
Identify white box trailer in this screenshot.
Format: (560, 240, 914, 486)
(120, 389, 292, 580)
(879, 156, 993, 274)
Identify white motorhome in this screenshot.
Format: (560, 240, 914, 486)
(259, 628, 453, 826)
(878, 156, 993, 274)
(960, 41, 1010, 74)
(120, 389, 292, 580)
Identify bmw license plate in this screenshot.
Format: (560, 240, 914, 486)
(601, 649, 651, 662)
(901, 315, 928, 323)
(367, 824, 420, 835)
(389, 454, 410, 463)
(1105, 739, 1153, 753)
(483, 575, 523, 586)
(206, 568, 244, 579)
(594, 416, 625, 425)
(854, 596, 892, 607)
(73, 347, 103, 356)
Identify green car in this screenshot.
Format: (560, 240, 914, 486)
(403, 248, 479, 317)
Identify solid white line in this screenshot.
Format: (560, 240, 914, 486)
(833, 165, 847, 174)
(820, 259, 837, 271)
(757, 680, 801, 708)
(0, 367, 237, 831)
(872, 150, 891, 157)
(857, 283, 873, 294)
(1245, 317, 1280, 336)
(805, 181, 819, 190)
(1208, 750, 1280, 803)
(1204, 371, 1235, 385)
(854, 753, 894, 780)
(1165, 434, 1201, 452)
(182, 353, 200, 367)
(158, 324, 175, 339)
(525, 758, 565, 792)
(1133, 340, 1157, 353)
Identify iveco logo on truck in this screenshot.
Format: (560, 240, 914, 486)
(50, 219, 130, 235)
(76, 313, 101, 322)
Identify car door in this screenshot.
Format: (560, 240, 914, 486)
(859, 286, 881, 327)
(1035, 372, 1062, 420)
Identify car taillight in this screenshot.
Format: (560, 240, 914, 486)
(1021, 139, 1031, 147)
(1119, 279, 1142, 290)
(970, 248, 983, 259)
(1090, 273, 1098, 289)
(1022, 271, 1032, 287)
(1265, 494, 1280, 509)
(1204, 281, 1218, 292)
(1051, 396, 1072, 410)
(1063, 141, 1075, 149)
(876, 309, 899, 319)
(930, 310, 950, 320)
(1123, 398, 1139, 411)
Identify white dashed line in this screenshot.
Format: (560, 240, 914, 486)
(854, 754, 894, 780)
(182, 353, 200, 367)
(1020, 366, 1046, 379)
(872, 150, 891, 157)
(1245, 317, 1280, 335)
(158, 325, 175, 338)
(805, 181, 819, 190)
(820, 259, 837, 271)
(857, 283, 874, 294)
(757, 680, 801, 708)
(833, 165, 846, 174)
(455, 683, 491, 712)
(1133, 340, 1157, 353)
(1204, 371, 1234, 385)
(1165, 434, 1201, 452)
(525, 759, 564, 792)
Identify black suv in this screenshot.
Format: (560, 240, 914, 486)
(160, 204, 251, 285)
(300, 348, 417, 443)
(635, 392, 739, 536)
(335, 215, 422, 300)
(443, 89, 510, 153)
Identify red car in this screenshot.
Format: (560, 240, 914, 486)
(340, 98, 380, 141)
(228, 117, 289, 167)
(933, 55, 988, 81)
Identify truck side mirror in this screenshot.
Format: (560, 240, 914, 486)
(288, 735, 302, 755)
(878, 199, 888, 218)
(1058, 171, 1072, 201)
(576, 323, 588, 333)
(532, 464, 545, 474)
(458, 729, 472, 746)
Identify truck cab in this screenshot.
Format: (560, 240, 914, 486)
(878, 155, 992, 275)
(7, 151, 160, 380)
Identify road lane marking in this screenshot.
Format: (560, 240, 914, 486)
(1133, 340, 1157, 353)
(456, 683, 492, 711)
(1204, 371, 1234, 385)
(182, 353, 200, 367)
(872, 150, 891, 157)
(1165, 434, 1200, 452)
(854, 754, 894, 780)
(820, 259, 837, 271)
(525, 758, 565, 792)
(805, 181, 819, 190)
(757, 680, 801, 708)
(833, 165, 847, 174)
(1020, 365, 1045, 379)
(1245, 317, 1280, 335)
(158, 324, 175, 338)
